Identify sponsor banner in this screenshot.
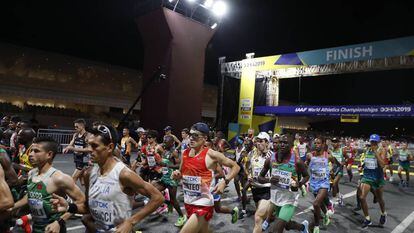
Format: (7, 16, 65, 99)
(340, 114, 359, 123)
(254, 105, 414, 117)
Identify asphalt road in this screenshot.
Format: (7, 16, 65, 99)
(23, 153, 414, 233)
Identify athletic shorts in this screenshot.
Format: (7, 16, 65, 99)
(74, 160, 88, 170)
(310, 183, 330, 194)
(184, 204, 214, 221)
(347, 158, 354, 165)
(251, 187, 270, 203)
(273, 204, 296, 222)
(361, 178, 385, 190)
(122, 154, 131, 165)
(399, 161, 410, 171)
(333, 166, 344, 177)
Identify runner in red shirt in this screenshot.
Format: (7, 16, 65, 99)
(172, 122, 240, 233)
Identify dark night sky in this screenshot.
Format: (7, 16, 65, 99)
(1, 0, 414, 105)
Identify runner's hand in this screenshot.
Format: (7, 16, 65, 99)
(270, 176, 279, 186)
(51, 193, 69, 213)
(63, 146, 73, 154)
(213, 180, 226, 195)
(45, 220, 60, 233)
(172, 170, 182, 180)
(115, 219, 134, 233)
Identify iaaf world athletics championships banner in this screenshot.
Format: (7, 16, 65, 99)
(254, 105, 414, 117)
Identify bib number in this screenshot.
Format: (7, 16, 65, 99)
(28, 198, 47, 220)
(272, 169, 291, 189)
(89, 199, 114, 226)
(182, 175, 201, 203)
(83, 154, 90, 163)
(365, 158, 377, 169)
(162, 167, 169, 175)
(147, 156, 156, 167)
(312, 169, 326, 181)
(253, 167, 262, 178)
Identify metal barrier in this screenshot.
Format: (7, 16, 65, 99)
(37, 128, 75, 152)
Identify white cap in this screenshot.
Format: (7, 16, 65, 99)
(136, 127, 145, 133)
(257, 132, 270, 142)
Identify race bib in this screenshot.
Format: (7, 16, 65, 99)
(272, 169, 291, 189)
(182, 175, 201, 203)
(400, 155, 407, 161)
(312, 169, 326, 181)
(147, 156, 156, 167)
(162, 167, 169, 175)
(83, 154, 90, 163)
(335, 156, 343, 163)
(365, 158, 377, 169)
(253, 167, 262, 178)
(347, 153, 353, 158)
(28, 198, 47, 220)
(89, 199, 114, 226)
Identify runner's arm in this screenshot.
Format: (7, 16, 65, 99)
(258, 158, 271, 184)
(0, 166, 13, 210)
(62, 134, 76, 153)
(376, 148, 386, 168)
(11, 194, 28, 211)
(169, 150, 180, 169)
(208, 149, 240, 182)
(0, 153, 18, 187)
(296, 160, 309, 187)
(172, 135, 182, 149)
(119, 168, 164, 226)
(54, 171, 86, 209)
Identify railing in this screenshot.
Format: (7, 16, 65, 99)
(37, 128, 75, 152)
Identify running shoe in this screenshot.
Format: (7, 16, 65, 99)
(380, 213, 387, 225)
(155, 204, 168, 215)
(301, 220, 309, 233)
(174, 215, 187, 227)
(362, 218, 372, 229)
(313, 226, 320, 233)
(301, 185, 307, 197)
(327, 203, 335, 216)
(239, 209, 247, 219)
(323, 214, 331, 226)
(231, 207, 239, 224)
(338, 193, 344, 206)
(262, 220, 270, 231)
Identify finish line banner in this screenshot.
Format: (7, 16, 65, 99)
(254, 105, 414, 117)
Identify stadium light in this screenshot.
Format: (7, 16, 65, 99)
(203, 0, 214, 8)
(211, 23, 217, 29)
(212, 1, 227, 17)
(187, 0, 196, 3)
(169, 0, 174, 2)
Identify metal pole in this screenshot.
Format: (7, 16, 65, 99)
(298, 76, 302, 103)
(218, 57, 226, 129)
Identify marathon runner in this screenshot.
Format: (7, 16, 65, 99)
(163, 126, 181, 149)
(153, 135, 187, 227)
(248, 132, 273, 233)
(119, 127, 137, 167)
(306, 137, 335, 233)
(239, 136, 254, 219)
(396, 141, 412, 187)
(330, 137, 345, 206)
(296, 136, 310, 163)
(343, 140, 357, 182)
(52, 124, 164, 233)
(381, 140, 394, 182)
(11, 136, 85, 233)
(359, 134, 387, 229)
(234, 136, 246, 202)
(258, 135, 310, 233)
(181, 128, 190, 152)
(63, 119, 91, 185)
(0, 164, 13, 213)
(172, 122, 240, 233)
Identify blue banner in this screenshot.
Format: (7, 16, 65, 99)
(255, 105, 414, 117)
(295, 36, 414, 65)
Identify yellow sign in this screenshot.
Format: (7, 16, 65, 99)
(238, 55, 303, 129)
(340, 114, 359, 123)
